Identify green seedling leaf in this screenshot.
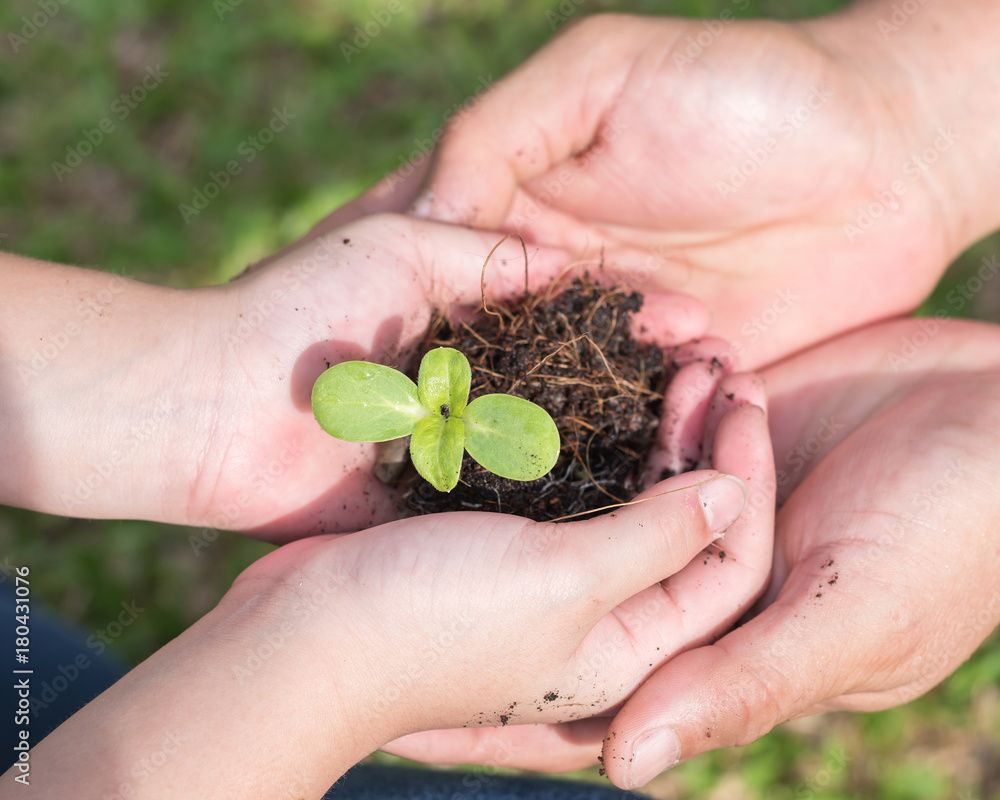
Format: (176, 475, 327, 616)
(463, 394, 560, 481)
(312, 361, 427, 442)
(410, 414, 465, 492)
(311, 346, 561, 494)
(418, 347, 471, 418)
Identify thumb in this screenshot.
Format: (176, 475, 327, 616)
(551, 471, 748, 608)
(602, 583, 841, 791)
(409, 20, 630, 228)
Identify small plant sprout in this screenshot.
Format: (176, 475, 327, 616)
(312, 347, 560, 492)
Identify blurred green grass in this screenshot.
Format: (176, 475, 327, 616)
(1, 0, 998, 797)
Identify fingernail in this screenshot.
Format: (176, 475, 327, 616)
(627, 727, 681, 789)
(409, 189, 434, 219)
(698, 475, 747, 536)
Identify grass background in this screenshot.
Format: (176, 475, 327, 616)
(1, 0, 999, 797)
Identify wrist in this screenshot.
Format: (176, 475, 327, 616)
(0, 254, 231, 522)
(800, 0, 1000, 251)
(225, 536, 405, 747)
(24, 544, 386, 797)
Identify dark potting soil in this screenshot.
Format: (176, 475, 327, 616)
(403, 276, 667, 522)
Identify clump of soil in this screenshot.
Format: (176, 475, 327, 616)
(404, 276, 667, 522)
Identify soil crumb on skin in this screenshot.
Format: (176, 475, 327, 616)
(405, 276, 667, 522)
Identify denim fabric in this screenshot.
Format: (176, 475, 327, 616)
(326, 765, 642, 799)
(2, 583, 129, 770)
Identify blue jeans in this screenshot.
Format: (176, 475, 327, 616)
(2, 584, 639, 798)
(326, 766, 639, 799)
(2, 582, 130, 768)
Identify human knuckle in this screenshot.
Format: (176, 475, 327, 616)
(710, 664, 791, 746)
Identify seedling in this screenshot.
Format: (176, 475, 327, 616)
(312, 347, 560, 492)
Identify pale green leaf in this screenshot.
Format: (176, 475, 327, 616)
(410, 414, 465, 492)
(463, 394, 560, 481)
(312, 361, 427, 442)
(417, 347, 472, 418)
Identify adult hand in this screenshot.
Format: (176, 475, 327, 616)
(389, 8, 1000, 367)
(23, 396, 771, 798)
(599, 317, 1000, 788)
(382, 354, 776, 770)
(400, 318, 1000, 788)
